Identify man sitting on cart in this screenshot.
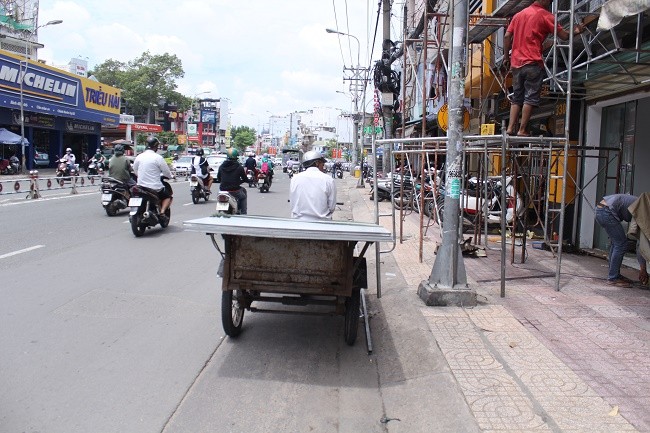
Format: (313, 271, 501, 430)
(289, 150, 337, 221)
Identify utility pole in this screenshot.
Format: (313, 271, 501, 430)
(418, 0, 477, 307)
(380, 0, 393, 176)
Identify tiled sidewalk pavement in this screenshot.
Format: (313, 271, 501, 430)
(344, 178, 648, 432)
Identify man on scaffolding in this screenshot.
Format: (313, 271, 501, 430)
(502, 0, 585, 136)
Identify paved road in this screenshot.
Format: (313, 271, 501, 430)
(0, 173, 391, 433)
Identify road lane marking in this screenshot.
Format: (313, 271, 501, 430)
(0, 245, 45, 260)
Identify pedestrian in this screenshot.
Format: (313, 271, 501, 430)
(503, 0, 585, 136)
(595, 193, 648, 287)
(290, 150, 336, 221)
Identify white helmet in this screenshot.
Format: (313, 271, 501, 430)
(302, 150, 325, 168)
(66, 147, 72, 152)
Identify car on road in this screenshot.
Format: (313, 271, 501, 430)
(273, 157, 283, 167)
(34, 151, 50, 168)
(171, 155, 193, 175)
(207, 154, 227, 174)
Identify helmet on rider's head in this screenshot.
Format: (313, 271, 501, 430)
(66, 147, 72, 153)
(146, 136, 160, 150)
(302, 150, 325, 168)
(226, 148, 239, 160)
(196, 148, 204, 156)
(263, 153, 268, 158)
(114, 144, 124, 156)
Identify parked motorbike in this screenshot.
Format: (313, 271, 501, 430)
(257, 170, 271, 193)
(215, 191, 239, 215)
(100, 177, 131, 216)
(55, 157, 79, 178)
(437, 175, 523, 228)
(190, 174, 211, 204)
(128, 179, 171, 237)
(0, 158, 18, 175)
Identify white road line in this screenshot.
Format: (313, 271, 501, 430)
(0, 245, 45, 260)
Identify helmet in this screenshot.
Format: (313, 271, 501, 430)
(302, 150, 325, 168)
(66, 147, 72, 153)
(114, 144, 124, 156)
(263, 153, 268, 158)
(196, 148, 204, 156)
(146, 136, 160, 149)
(226, 148, 239, 160)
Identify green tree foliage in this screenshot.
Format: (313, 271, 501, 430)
(231, 125, 257, 151)
(90, 51, 185, 123)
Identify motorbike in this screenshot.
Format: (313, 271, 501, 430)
(128, 179, 171, 237)
(55, 157, 79, 178)
(437, 175, 523, 228)
(190, 174, 211, 204)
(334, 165, 343, 179)
(257, 170, 271, 193)
(0, 158, 18, 175)
(87, 157, 105, 176)
(215, 191, 239, 215)
(287, 164, 299, 179)
(100, 177, 131, 216)
(245, 168, 256, 187)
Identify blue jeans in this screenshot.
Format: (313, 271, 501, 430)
(595, 207, 628, 280)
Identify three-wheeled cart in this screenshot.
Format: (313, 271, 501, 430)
(183, 215, 392, 345)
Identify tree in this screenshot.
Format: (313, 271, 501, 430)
(90, 51, 185, 123)
(231, 126, 257, 151)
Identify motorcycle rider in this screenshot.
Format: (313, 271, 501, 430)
(216, 148, 248, 214)
(258, 153, 274, 183)
(132, 136, 174, 218)
(63, 147, 76, 172)
(90, 148, 106, 172)
(191, 148, 213, 193)
(290, 150, 337, 221)
(332, 160, 342, 179)
(9, 153, 20, 173)
(108, 144, 135, 187)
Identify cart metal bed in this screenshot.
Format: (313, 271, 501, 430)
(183, 215, 393, 346)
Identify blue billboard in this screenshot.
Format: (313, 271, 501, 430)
(0, 50, 121, 126)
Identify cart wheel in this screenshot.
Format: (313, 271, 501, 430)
(222, 290, 244, 337)
(344, 289, 360, 345)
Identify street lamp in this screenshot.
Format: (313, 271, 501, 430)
(17, 19, 63, 171)
(326, 28, 364, 186)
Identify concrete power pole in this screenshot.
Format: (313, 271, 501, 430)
(418, 0, 477, 307)
(381, 0, 393, 172)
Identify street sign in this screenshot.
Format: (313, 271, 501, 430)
(437, 103, 470, 132)
(187, 124, 198, 136)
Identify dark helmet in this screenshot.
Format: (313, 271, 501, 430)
(146, 136, 160, 149)
(302, 150, 325, 168)
(196, 148, 204, 156)
(226, 148, 239, 160)
(114, 144, 124, 156)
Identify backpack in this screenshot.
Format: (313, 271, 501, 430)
(261, 162, 269, 173)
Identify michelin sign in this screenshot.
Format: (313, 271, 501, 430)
(0, 50, 121, 126)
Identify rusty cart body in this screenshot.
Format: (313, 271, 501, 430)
(183, 215, 393, 345)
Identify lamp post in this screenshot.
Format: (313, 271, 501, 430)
(17, 19, 62, 171)
(326, 28, 364, 186)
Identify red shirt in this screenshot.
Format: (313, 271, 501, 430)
(507, 3, 561, 68)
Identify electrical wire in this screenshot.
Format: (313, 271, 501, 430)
(331, 0, 348, 67)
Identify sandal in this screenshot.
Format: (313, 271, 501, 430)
(607, 278, 632, 288)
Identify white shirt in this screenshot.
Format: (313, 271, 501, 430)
(290, 166, 337, 220)
(64, 153, 75, 165)
(133, 149, 172, 190)
(192, 156, 208, 179)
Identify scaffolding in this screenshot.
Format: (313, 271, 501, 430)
(378, 0, 647, 293)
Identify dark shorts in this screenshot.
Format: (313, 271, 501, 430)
(511, 63, 544, 107)
(159, 181, 173, 200)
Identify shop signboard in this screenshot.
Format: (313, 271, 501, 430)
(0, 50, 121, 126)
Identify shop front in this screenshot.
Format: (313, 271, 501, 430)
(0, 50, 120, 169)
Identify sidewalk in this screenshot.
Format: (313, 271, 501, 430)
(342, 176, 649, 432)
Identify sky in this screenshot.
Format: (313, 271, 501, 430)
(36, 0, 385, 130)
